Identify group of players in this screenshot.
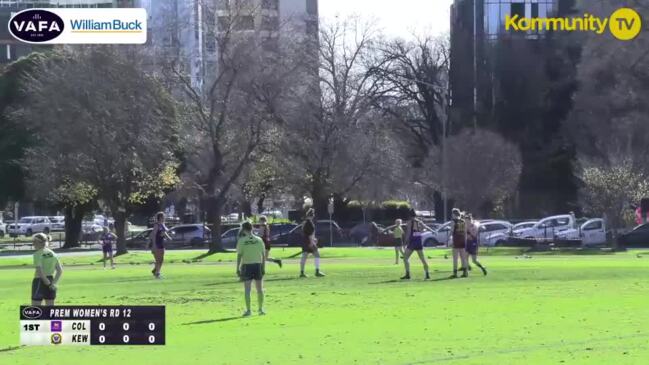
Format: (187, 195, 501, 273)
(29, 206, 488, 317)
(384, 207, 488, 280)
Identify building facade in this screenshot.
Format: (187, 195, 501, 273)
(449, 0, 559, 128)
(140, 0, 318, 95)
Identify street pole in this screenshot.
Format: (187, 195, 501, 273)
(442, 115, 447, 223)
(328, 197, 334, 247)
(473, 0, 478, 130)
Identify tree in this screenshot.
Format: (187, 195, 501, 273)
(567, 0, 649, 175)
(578, 162, 649, 247)
(0, 52, 50, 207)
(16, 46, 180, 254)
(371, 36, 451, 216)
(276, 17, 398, 217)
(165, 2, 297, 251)
(425, 128, 522, 217)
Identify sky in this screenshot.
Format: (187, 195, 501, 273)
(319, 0, 453, 39)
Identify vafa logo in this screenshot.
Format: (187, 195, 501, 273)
(8, 9, 64, 43)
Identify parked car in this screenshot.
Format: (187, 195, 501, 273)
(7, 216, 52, 237)
(514, 214, 575, 241)
(168, 224, 211, 247)
(555, 218, 607, 246)
(221, 228, 240, 249)
(48, 216, 65, 232)
(618, 223, 649, 247)
(126, 229, 153, 248)
(261, 210, 283, 219)
(478, 221, 514, 247)
(512, 221, 538, 234)
(270, 220, 345, 247)
(349, 222, 386, 244)
(430, 221, 453, 245)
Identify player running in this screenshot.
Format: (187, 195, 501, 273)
(258, 216, 282, 268)
(150, 212, 171, 279)
(99, 226, 116, 269)
(31, 233, 63, 306)
(385, 219, 405, 264)
(448, 208, 469, 278)
(465, 214, 487, 276)
(400, 210, 430, 280)
(300, 208, 325, 278)
(236, 221, 266, 316)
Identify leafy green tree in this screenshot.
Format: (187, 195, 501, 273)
(579, 163, 649, 247)
(0, 53, 50, 206)
(16, 46, 180, 254)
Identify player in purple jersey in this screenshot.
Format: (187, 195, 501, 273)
(465, 214, 487, 276)
(99, 226, 117, 269)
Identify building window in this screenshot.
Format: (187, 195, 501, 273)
(234, 15, 255, 30)
(261, 15, 279, 31)
(510, 3, 525, 19)
(262, 0, 278, 10)
(531, 3, 539, 18)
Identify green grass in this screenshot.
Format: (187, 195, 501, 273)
(1, 248, 649, 364)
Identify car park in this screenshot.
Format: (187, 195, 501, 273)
(478, 221, 513, 247)
(270, 220, 345, 247)
(48, 216, 65, 232)
(7, 216, 52, 237)
(554, 218, 607, 246)
(349, 222, 386, 244)
(513, 214, 575, 241)
(168, 224, 211, 247)
(126, 229, 153, 248)
(617, 223, 649, 247)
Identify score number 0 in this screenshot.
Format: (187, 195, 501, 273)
(97, 322, 158, 344)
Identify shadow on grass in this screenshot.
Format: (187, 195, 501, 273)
(283, 251, 303, 259)
(0, 345, 24, 353)
(182, 316, 243, 326)
(203, 277, 297, 287)
(94, 251, 131, 263)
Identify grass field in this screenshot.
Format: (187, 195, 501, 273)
(1, 248, 649, 364)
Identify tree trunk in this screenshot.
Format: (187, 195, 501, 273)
(241, 198, 252, 219)
(113, 210, 129, 255)
(207, 195, 226, 252)
(256, 194, 266, 216)
(63, 204, 85, 248)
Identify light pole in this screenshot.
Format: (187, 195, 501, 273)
(328, 196, 334, 247)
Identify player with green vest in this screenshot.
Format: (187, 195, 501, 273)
(236, 221, 266, 316)
(31, 233, 63, 306)
(385, 219, 405, 264)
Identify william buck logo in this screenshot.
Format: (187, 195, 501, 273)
(9, 9, 64, 43)
(506, 7, 642, 41)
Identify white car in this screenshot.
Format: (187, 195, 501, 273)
(514, 214, 575, 241)
(477, 221, 513, 247)
(427, 221, 452, 245)
(512, 221, 538, 235)
(261, 210, 282, 219)
(48, 216, 65, 232)
(7, 216, 53, 237)
(554, 218, 607, 246)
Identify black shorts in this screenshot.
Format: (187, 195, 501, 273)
(240, 264, 264, 281)
(32, 276, 56, 301)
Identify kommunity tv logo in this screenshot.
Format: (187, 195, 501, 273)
(505, 7, 642, 41)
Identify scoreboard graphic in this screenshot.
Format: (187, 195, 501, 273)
(20, 306, 165, 345)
